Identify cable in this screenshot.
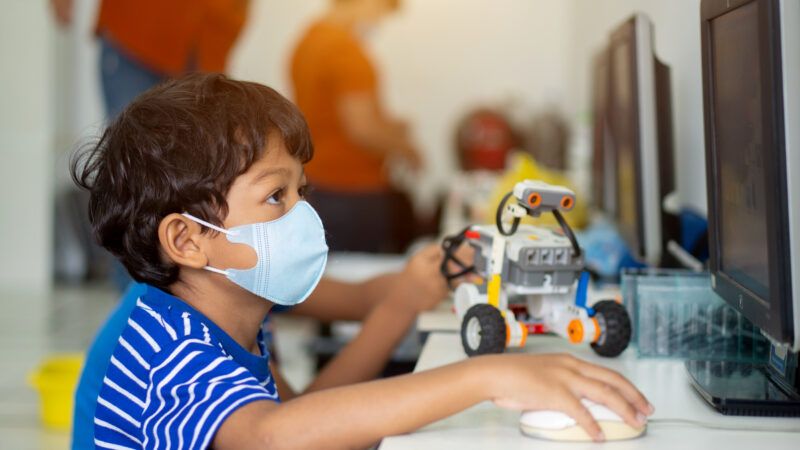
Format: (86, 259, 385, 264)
(495, 192, 520, 236)
(649, 418, 800, 433)
(552, 209, 582, 258)
(440, 226, 476, 288)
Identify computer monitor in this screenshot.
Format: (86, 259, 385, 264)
(590, 48, 615, 214)
(705, 0, 800, 353)
(607, 14, 679, 267)
(687, 0, 800, 416)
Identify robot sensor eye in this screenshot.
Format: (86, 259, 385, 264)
(528, 193, 542, 208)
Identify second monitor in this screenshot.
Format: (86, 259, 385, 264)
(604, 14, 680, 267)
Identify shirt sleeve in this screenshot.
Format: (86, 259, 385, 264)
(330, 38, 378, 95)
(140, 339, 279, 450)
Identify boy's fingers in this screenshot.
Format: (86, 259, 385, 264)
(420, 244, 442, 260)
(563, 396, 604, 442)
(573, 378, 643, 429)
(574, 362, 652, 415)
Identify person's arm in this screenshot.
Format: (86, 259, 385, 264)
(288, 273, 402, 321)
(269, 291, 411, 401)
(269, 361, 297, 402)
(338, 92, 422, 170)
(50, 0, 73, 26)
(305, 244, 448, 391)
(305, 293, 416, 392)
(213, 353, 654, 449)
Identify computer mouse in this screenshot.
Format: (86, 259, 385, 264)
(519, 399, 646, 442)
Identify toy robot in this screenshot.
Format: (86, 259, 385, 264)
(441, 180, 631, 357)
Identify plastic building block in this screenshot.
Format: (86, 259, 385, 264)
(442, 180, 632, 357)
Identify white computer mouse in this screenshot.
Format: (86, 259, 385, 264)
(519, 399, 646, 442)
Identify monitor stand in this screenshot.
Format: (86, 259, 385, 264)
(686, 344, 800, 416)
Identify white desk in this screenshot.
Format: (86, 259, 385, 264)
(380, 333, 800, 450)
(417, 300, 459, 332)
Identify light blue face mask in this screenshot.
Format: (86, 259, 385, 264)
(182, 201, 328, 306)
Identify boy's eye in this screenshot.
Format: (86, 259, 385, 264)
(266, 189, 284, 205)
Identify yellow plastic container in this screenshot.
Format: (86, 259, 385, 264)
(28, 353, 84, 431)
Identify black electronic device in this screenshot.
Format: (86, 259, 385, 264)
(688, 0, 800, 416)
(606, 14, 680, 267)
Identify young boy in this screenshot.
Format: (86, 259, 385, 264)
(72, 73, 652, 449)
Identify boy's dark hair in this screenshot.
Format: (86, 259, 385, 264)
(71, 73, 313, 288)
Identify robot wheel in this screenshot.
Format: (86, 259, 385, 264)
(590, 300, 632, 357)
(461, 304, 506, 357)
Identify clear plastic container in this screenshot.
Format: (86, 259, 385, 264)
(621, 269, 769, 362)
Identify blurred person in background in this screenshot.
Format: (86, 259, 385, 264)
(442, 107, 588, 236)
(49, 4, 252, 447)
(291, 0, 422, 253)
(51, 0, 250, 119)
(50, 0, 251, 289)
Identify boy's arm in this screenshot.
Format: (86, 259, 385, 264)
(213, 353, 654, 450)
(304, 293, 417, 392)
(304, 244, 449, 391)
(288, 274, 401, 322)
(289, 240, 453, 323)
(269, 361, 297, 402)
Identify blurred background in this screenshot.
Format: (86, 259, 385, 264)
(0, 0, 708, 447)
(1, 0, 706, 293)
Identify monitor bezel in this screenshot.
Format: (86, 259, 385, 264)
(702, 0, 796, 348)
(591, 47, 615, 215)
(608, 15, 663, 266)
(780, 0, 800, 351)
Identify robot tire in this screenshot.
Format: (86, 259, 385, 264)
(461, 304, 506, 356)
(590, 300, 632, 357)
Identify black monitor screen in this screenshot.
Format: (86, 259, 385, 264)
(710, 1, 771, 301)
(610, 38, 641, 257)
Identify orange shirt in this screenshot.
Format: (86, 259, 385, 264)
(290, 21, 389, 192)
(96, 0, 248, 75)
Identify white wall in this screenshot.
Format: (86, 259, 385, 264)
(52, 0, 105, 191)
(0, 1, 55, 293)
(230, 0, 575, 210)
(231, 0, 708, 213)
(565, 0, 707, 214)
(9, 1, 708, 292)
(56, 1, 708, 215)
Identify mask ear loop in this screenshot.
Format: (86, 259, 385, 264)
(181, 213, 237, 276)
(203, 266, 229, 276)
(181, 213, 238, 236)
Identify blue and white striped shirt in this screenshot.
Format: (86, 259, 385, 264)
(93, 285, 280, 450)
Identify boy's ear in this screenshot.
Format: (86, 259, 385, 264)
(158, 213, 209, 269)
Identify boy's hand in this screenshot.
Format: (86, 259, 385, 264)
(479, 353, 653, 442)
(392, 243, 449, 314)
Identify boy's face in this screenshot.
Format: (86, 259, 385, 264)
(203, 137, 307, 272)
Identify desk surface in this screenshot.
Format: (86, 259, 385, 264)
(380, 333, 800, 450)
